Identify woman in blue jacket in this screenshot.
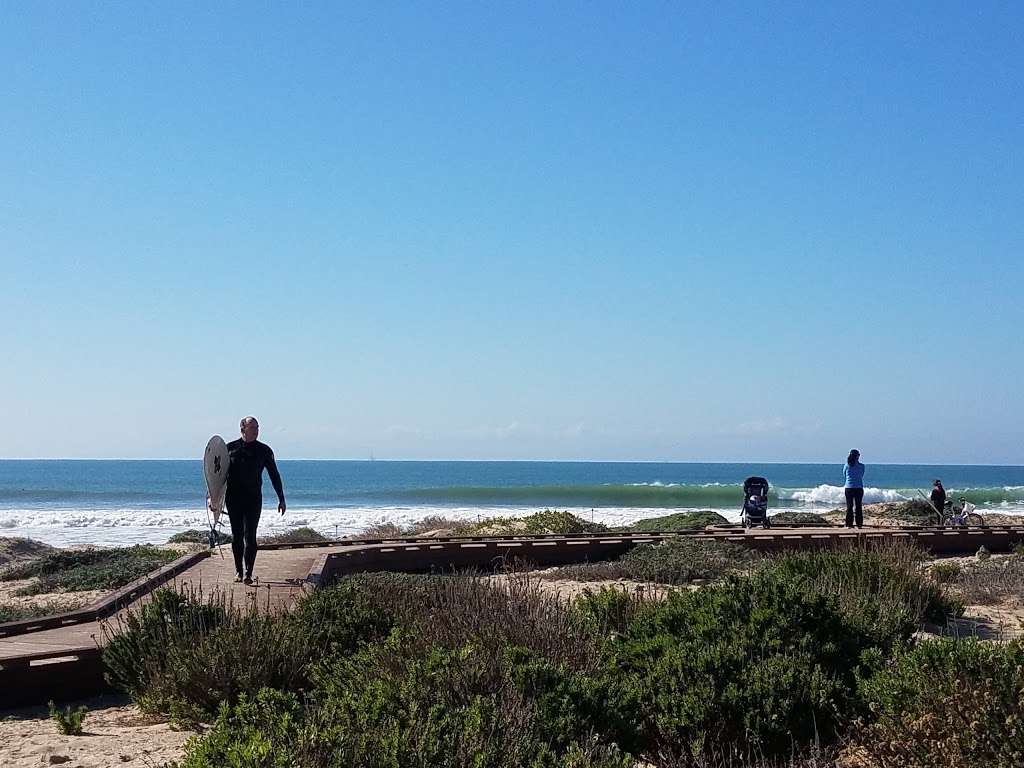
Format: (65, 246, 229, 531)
(843, 449, 865, 528)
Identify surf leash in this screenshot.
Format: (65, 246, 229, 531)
(205, 497, 225, 559)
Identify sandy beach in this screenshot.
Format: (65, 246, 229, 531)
(0, 695, 191, 768)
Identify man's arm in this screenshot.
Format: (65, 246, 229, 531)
(266, 448, 286, 514)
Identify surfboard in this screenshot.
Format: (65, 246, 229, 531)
(204, 435, 230, 527)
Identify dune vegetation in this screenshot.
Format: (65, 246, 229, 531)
(91, 539, 1024, 768)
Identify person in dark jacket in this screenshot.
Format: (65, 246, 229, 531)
(930, 480, 947, 521)
(220, 416, 286, 584)
(843, 449, 866, 528)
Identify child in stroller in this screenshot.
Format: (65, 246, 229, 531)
(741, 476, 771, 529)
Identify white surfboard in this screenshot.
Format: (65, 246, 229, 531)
(204, 435, 230, 526)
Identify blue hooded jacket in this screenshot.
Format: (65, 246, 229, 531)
(843, 462, 865, 489)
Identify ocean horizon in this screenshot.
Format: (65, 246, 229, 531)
(2, 460, 1023, 547)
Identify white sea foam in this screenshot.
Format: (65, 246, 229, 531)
(4, 496, 1023, 548)
(0, 504, 746, 547)
(778, 485, 909, 505)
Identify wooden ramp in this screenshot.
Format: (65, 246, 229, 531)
(0, 544, 337, 708)
(0, 546, 321, 659)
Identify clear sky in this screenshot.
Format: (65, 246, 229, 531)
(1, 2, 1021, 463)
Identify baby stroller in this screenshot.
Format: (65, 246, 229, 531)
(741, 476, 771, 529)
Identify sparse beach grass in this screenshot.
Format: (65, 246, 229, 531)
(0, 545, 179, 595)
(0, 598, 89, 623)
(947, 550, 1024, 605)
(0, 537, 56, 569)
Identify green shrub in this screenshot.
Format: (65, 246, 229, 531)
(175, 687, 304, 768)
(259, 527, 329, 544)
(103, 588, 232, 721)
(768, 512, 832, 526)
(547, 539, 758, 586)
(358, 519, 404, 538)
(475, 509, 610, 535)
(929, 560, 962, 584)
(177, 635, 630, 768)
(359, 516, 479, 538)
(850, 500, 936, 525)
(516, 509, 609, 534)
(598, 570, 882, 763)
(404, 515, 477, 535)
(763, 544, 958, 650)
(167, 529, 232, 545)
(574, 587, 652, 635)
(623, 511, 728, 532)
(300, 635, 623, 768)
(854, 639, 1024, 767)
(104, 583, 393, 723)
(0, 603, 39, 623)
(48, 700, 87, 735)
(347, 572, 603, 672)
(287, 580, 394, 653)
(360, 511, 606, 539)
(1, 545, 179, 594)
(618, 538, 757, 583)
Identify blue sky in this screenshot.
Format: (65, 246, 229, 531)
(1, 2, 1021, 462)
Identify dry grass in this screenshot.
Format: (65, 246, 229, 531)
(358, 515, 478, 538)
(349, 571, 604, 671)
(950, 553, 1024, 605)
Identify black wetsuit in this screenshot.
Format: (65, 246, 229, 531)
(930, 487, 947, 519)
(225, 439, 285, 578)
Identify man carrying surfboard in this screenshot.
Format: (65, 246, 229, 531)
(217, 416, 286, 584)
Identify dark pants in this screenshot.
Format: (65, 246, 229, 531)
(227, 499, 261, 577)
(845, 487, 864, 528)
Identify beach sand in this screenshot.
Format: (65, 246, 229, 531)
(0, 695, 192, 768)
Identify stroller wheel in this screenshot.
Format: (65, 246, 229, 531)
(763, 519, 771, 529)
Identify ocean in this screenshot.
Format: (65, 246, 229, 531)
(2, 460, 1023, 547)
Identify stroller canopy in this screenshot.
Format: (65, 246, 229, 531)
(743, 476, 770, 496)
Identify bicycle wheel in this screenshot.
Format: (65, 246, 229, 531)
(966, 512, 985, 527)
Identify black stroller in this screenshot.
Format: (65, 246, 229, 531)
(741, 476, 771, 529)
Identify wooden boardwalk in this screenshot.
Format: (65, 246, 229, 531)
(0, 545, 328, 662)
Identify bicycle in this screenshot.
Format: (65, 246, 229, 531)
(940, 498, 985, 527)
(918, 490, 984, 527)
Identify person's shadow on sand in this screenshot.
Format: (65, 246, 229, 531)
(931, 609, 1024, 641)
